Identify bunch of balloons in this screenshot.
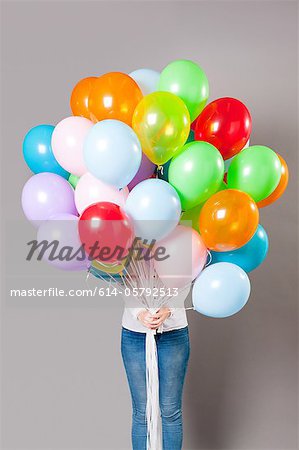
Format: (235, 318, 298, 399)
(21, 60, 289, 318)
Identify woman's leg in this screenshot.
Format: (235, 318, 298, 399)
(121, 327, 147, 450)
(157, 327, 190, 450)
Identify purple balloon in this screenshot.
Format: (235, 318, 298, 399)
(22, 172, 77, 227)
(128, 153, 156, 191)
(37, 213, 90, 271)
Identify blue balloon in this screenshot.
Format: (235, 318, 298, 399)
(23, 125, 69, 179)
(192, 262, 251, 318)
(125, 178, 181, 241)
(84, 120, 142, 189)
(210, 224, 269, 272)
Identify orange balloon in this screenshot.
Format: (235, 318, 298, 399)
(199, 189, 259, 251)
(70, 77, 97, 119)
(257, 154, 289, 208)
(88, 72, 143, 125)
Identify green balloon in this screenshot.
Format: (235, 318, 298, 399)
(227, 146, 282, 202)
(180, 180, 227, 231)
(169, 141, 224, 210)
(218, 180, 228, 192)
(68, 173, 80, 189)
(158, 60, 209, 122)
(158, 130, 194, 182)
(180, 203, 203, 232)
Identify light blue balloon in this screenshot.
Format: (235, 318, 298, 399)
(125, 178, 181, 241)
(84, 120, 142, 189)
(192, 262, 251, 318)
(129, 69, 160, 96)
(210, 224, 269, 272)
(23, 125, 69, 178)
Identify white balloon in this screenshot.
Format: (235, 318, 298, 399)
(129, 69, 160, 96)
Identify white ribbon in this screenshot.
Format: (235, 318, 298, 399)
(146, 329, 162, 450)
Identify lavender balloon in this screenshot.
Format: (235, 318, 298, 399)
(22, 172, 77, 227)
(128, 153, 156, 191)
(37, 214, 90, 271)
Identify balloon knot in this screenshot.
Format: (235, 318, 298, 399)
(158, 165, 164, 175)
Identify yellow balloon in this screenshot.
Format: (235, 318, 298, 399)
(132, 92, 190, 165)
(92, 259, 126, 275)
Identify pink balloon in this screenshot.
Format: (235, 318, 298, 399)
(74, 172, 129, 215)
(154, 225, 207, 289)
(51, 116, 93, 176)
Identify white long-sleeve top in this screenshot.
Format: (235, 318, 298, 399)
(122, 307, 188, 333)
(121, 289, 189, 333)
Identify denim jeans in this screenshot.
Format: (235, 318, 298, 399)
(121, 326, 190, 450)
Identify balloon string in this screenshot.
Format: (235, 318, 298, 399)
(157, 165, 164, 175)
(85, 267, 91, 282)
(185, 252, 212, 313)
(205, 250, 212, 267)
(97, 260, 120, 268)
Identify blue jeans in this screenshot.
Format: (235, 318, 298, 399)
(121, 326, 190, 450)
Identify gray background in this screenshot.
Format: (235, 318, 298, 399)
(1, 1, 298, 449)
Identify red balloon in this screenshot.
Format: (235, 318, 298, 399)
(194, 97, 252, 160)
(78, 202, 134, 263)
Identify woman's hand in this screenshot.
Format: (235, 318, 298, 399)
(137, 309, 156, 329)
(150, 308, 171, 329)
(137, 308, 171, 330)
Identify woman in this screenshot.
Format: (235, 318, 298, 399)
(121, 304, 190, 450)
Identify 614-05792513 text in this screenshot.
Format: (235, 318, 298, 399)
(9, 286, 179, 298)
